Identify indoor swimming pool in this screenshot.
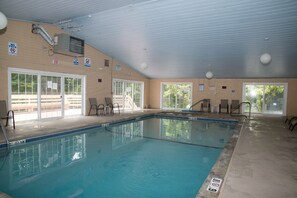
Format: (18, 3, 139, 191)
(0, 116, 238, 197)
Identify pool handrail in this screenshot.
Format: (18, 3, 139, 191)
(0, 120, 10, 151)
(189, 99, 209, 111)
(230, 101, 251, 119)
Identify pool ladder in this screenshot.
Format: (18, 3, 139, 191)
(0, 121, 10, 151)
(189, 99, 210, 111)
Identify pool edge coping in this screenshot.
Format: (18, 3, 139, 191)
(195, 118, 244, 198)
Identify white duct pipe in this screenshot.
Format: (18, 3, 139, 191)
(32, 24, 55, 46)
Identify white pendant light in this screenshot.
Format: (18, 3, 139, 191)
(260, 38, 272, 65)
(0, 12, 8, 30)
(206, 71, 213, 79)
(140, 62, 148, 70)
(260, 53, 272, 65)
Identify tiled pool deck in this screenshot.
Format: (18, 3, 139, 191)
(1, 110, 297, 198)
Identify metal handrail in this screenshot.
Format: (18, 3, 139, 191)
(230, 102, 251, 119)
(189, 99, 208, 110)
(0, 121, 10, 151)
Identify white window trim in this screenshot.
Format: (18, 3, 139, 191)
(112, 78, 144, 111)
(160, 82, 193, 110)
(8, 67, 86, 119)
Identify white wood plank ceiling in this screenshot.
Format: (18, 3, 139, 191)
(1, 0, 297, 79)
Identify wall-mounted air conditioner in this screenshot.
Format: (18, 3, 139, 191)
(54, 33, 84, 56)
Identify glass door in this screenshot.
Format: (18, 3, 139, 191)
(10, 73, 38, 121)
(243, 83, 287, 115)
(64, 77, 82, 116)
(133, 83, 142, 110)
(9, 69, 85, 121)
(113, 81, 124, 110)
(124, 82, 133, 111)
(41, 75, 62, 119)
(113, 79, 144, 111)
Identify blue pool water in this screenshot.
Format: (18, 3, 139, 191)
(0, 116, 237, 197)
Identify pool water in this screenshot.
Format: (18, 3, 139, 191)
(0, 117, 236, 198)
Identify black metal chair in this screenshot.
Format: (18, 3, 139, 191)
(200, 99, 211, 112)
(0, 100, 15, 129)
(88, 98, 104, 116)
(285, 116, 297, 125)
(105, 97, 120, 114)
(289, 119, 297, 131)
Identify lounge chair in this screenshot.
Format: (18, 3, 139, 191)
(105, 97, 120, 114)
(88, 98, 105, 116)
(219, 99, 229, 114)
(0, 100, 15, 129)
(285, 116, 297, 125)
(200, 99, 211, 112)
(289, 119, 297, 131)
(230, 100, 240, 114)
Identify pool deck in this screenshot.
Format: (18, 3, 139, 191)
(1, 111, 297, 198)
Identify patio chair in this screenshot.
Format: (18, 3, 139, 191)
(0, 100, 15, 129)
(219, 99, 229, 114)
(230, 100, 240, 114)
(88, 98, 105, 116)
(105, 97, 120, 114)
(285, 116, 297, 125)
(200, 99, 211, 112)
(289, 119, 297, 131)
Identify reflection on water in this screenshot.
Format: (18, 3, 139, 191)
(110, 118, 235, 149)
(141, 118, 235, 148)
(161, 119, 191, 141)
(111, 121, 143, 150)
(8, 134, 85, 188)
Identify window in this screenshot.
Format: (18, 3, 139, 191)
(113, 79, 144, 111)
(243, 83, 287, 115)
(161, 83, 192, 110)
(9, 68, 85, 121)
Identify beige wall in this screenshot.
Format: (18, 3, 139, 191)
(0, 20, 149, 115)
(149, 78, 297, 115)
(1, 20, 296, 116)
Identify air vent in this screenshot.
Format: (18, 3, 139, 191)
(54, 33, 84, 56)
(104, 59, 110, 67)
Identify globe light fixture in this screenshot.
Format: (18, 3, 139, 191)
(206, 71, 213, 79)
(140, 62, 148, 70)
(0, 12, 8, 30)
(260, 53, 272, 65)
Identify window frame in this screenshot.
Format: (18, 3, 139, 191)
(160, 82, 193, 110)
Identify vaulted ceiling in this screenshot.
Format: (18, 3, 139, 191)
(1, 0, 297, 79)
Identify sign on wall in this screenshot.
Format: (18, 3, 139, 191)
(8, 42, 17, 56)
(84, 57, 91, 67)
(73, 56, 79, 65)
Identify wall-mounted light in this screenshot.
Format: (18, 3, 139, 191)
(0, 12, 8, 30)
